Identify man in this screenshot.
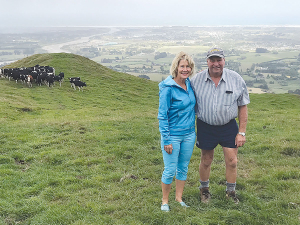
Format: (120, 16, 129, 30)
(190, 47, 250, 204)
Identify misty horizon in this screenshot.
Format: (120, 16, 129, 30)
(1, 0, 300, 31)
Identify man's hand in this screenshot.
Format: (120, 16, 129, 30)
(235, 134, 246, 147)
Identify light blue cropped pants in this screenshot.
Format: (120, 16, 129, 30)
(161, 132, 196, 185)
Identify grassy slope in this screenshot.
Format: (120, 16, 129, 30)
(0, 53, 300, 224)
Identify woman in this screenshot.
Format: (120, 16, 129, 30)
(157, 52, 196, 212)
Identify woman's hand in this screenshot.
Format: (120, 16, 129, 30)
(164, 144, 173, 154)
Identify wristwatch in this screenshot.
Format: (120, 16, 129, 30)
(238, 132, 246, 136)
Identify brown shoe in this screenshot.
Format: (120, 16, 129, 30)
(200, 187, 211, 203)
(226, 191, 239, 204)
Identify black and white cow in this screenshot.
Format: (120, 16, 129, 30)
(36, 72, 47, 86)
(71, 80, 86, 91)
(46, 74, 55, 87)
(69, 77, 80, 87)
(53, 72, 64, 87)
(11, 69, 21, 83)
(2, 65, 63, 88)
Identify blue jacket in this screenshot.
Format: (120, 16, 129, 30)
(158, 75, 196, 146)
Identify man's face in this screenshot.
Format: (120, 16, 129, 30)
(207, 56, 225, 75)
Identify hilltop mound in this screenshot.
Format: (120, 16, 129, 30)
(1, 53, 159, 110)
(3, 53, 132, 80)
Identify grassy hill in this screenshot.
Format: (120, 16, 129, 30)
(0, 53, 300, 224)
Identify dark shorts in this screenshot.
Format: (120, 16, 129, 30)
(196, 118, 238, 150)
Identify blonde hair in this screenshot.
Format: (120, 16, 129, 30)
(170, 51, 195, 78)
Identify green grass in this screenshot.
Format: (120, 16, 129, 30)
(1, 53, 300, 224)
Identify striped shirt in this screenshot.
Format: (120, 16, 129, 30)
(190, 68, 250, 126)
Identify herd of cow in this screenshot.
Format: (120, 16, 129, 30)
(0, 65, 87, 91)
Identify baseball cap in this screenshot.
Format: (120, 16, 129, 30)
(206, 47, 225, 59)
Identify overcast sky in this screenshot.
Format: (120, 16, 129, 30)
(1, 0, 300, 28)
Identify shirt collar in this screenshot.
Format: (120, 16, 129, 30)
(205, 69, 227, 83)
(204, 69, 211, 82)
(221, 69, 228, 83)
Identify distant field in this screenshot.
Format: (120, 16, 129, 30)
(3, 26, 300, 94)
(90, 46, 300, 94)
(130, 72, 168, 82)
(227, 50, 300, 72)
(247, 87, 266, 94)
(156, 45, 209, 55)
(93, 45, 300, 70)
(0, 54, 28, 65)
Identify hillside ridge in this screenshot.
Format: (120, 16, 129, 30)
(2, 53, 113, 76)
(1, 52, 158, 88)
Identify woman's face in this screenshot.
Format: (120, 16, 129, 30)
(176, 59, 191, 79)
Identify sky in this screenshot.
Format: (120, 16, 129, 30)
(1, 0, 300, 28)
